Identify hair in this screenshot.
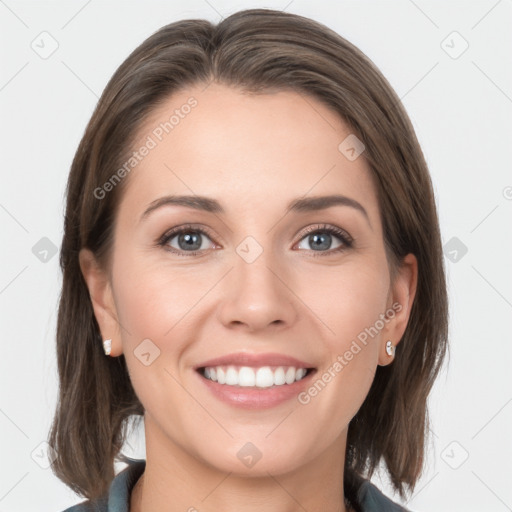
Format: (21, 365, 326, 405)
(48, 7, 449, 504)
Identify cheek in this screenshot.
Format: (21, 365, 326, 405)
(298, 257, 389, 346)
(113, 252, 204, 341)
(111, 257, 202, 414)
(296, 258, 388, 403)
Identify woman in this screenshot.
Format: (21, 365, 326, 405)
(50, 8, 448, 512)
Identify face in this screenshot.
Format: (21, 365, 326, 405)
(81, 83, 416, 477)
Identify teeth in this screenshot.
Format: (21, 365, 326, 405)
(255, 367, 274, 388)
(274, 367, 286, 385)
(201, 365, 309, 388)
(225, 366, 238, 385)
(239, 366, 256, 387)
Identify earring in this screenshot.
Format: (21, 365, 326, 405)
(385, 340, 394, 357)
(103, 339, 112, 356)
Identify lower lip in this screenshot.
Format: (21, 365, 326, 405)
(196, 369, 316, 410)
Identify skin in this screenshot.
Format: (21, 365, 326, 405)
(80, 83, 417, 512)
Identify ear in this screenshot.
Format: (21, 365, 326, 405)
(79, 248, 122, 357)
(378, 253, 418, 366)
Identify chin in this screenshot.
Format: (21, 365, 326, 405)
(195, 440, 313, 478)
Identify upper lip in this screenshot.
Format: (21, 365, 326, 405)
(194, 352, 316, 370)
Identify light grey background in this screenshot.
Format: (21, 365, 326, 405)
(1, 1, 511, 511)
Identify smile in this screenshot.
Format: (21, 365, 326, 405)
(199, 365, 313, 388)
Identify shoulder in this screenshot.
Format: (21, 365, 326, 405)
(357, 479, 411, 511)
(345, 469, 412, 512)
(58, 458, 146, 512)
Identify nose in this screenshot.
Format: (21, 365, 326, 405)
(217, 248, 298, 333)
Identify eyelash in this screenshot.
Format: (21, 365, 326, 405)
(157, 223, 354, 258)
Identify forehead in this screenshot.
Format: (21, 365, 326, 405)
(117, 83, 380, 225)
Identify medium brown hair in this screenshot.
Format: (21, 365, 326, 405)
(49, 8, 449, 503)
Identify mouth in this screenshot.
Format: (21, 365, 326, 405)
(193, 352, 318, 409)
(196, 365, 317, 388)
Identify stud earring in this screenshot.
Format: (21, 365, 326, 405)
(103, 339, 112, 356)
(385, 340, 394, 357)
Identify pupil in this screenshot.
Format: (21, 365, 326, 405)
(311, 233, 331, 251)
(180, 232, 201, 251)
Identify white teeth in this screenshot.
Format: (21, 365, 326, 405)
(239, 366, 255, 387)
(274, 367, 286, 385)
(285, 367, 296, 384)
(255, 367, 274, 388)
(296, 368, 307, 381)
(201, 365, 310, 388)
(225, 367, 238, 385)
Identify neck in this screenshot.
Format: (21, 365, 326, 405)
(131, 415, 352, 512)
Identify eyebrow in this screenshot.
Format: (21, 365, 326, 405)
(140, 194, 371, 227)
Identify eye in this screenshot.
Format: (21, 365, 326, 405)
(158, 224, 217, 256)
(295, 224, 353, 257)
